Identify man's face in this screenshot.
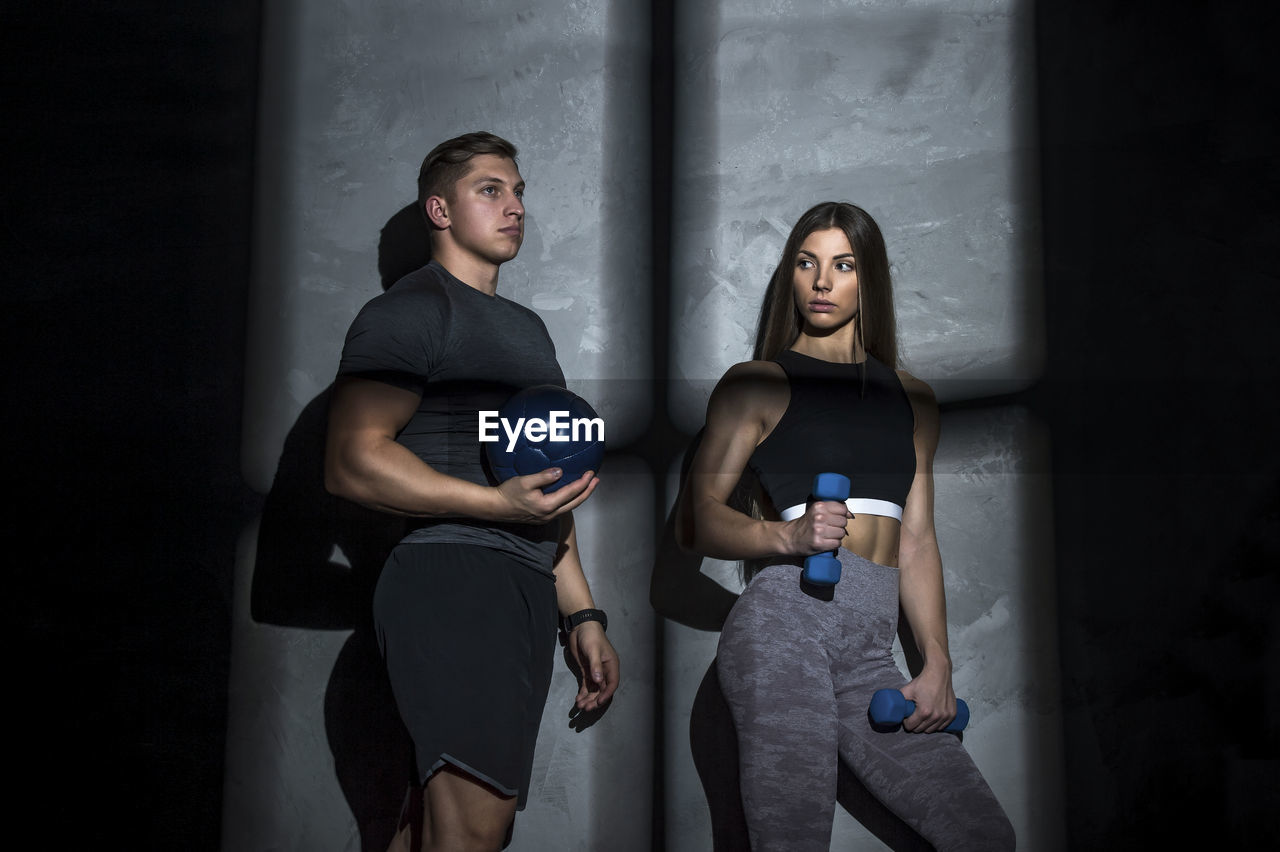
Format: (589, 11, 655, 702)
(440, 153, 525, 266)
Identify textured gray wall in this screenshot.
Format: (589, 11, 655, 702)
(240, 0, 651, 493)
(225, 0, 1058, 849)
(670, 0, 1042, 429)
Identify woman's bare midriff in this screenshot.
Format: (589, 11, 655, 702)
(748, 365, 907, 568)
(840, 513, 901, 568)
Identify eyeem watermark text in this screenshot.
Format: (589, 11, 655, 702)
(478, 410, 605, 452)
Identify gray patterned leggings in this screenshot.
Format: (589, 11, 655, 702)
(716, 550, 1015, 851)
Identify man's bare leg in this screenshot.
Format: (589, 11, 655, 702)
(386, 766, 517, 852)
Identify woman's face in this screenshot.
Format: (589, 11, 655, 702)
(791, 227, 859, 335)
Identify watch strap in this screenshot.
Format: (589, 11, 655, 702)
(560, 608, 607, 635)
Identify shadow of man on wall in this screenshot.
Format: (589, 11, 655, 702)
(248, 201, 430, 851)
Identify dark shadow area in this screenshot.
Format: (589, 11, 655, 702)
(238, 197, 442, 848)
(325, 625, 416, 852)
(644, 0, 679, 846)
(5, 2, 262, 848)
(1033, 0, 1280, 845)
(250, 387, 407, 630)
(247, 383, 411, 851)
(378, 202, 433, 290)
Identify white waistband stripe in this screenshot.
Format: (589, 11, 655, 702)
(780, 498, 904, 522)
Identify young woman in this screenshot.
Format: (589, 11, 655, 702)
(677, 202, 1014, 850)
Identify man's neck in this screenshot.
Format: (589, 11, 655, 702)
(431, 245, 501, 296)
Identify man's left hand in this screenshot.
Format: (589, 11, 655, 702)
(564, 621, 619, 712)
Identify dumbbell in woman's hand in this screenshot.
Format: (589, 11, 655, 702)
(801, 472, 851, 585)
(868, 688, 970, 732)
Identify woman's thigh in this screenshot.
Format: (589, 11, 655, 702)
(717, 567, 842, 849)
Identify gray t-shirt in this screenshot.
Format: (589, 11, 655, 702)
(338, 260, 566, 574)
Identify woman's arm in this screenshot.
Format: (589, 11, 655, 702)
(895, 372, 958, 733)
(553, 513, 620, 712)
(649, 434, 742, 630)
(678, 361, 849, 562)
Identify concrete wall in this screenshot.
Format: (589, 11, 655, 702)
(224, 1, 1060, 849)
(669, 0, 1042, 426)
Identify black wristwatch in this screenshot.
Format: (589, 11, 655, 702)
(559, 608, 607, 643)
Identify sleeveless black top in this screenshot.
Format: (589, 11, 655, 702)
(745, 349, 916, 514)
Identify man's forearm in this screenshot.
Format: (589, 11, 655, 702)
(552, 516, 599, 615)
(326, 431, 501, 518)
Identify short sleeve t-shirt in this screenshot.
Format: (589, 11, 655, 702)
(337, 260, 567, 574)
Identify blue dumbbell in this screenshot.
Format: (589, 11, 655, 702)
(801, 472, 851, 585)
(868, 688, 970, 732)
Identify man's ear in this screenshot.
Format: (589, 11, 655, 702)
(424, 195, 449, 230)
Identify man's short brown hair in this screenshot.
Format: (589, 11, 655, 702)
(417, 131, 519, 219)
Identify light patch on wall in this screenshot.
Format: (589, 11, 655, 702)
(677, 280, 754, 379)
(578, 319, 606, 354)
(532, 293, 575, 310)
(957, 594, 1013, 643)
(300, 275, 343, 294)
(328, 544, 351, 569)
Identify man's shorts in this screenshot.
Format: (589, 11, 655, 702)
(373, 541, 558, 809)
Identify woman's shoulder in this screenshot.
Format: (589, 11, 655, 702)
(893, 368, 936, 401)
(722, 358, 787, 381)
(707, 359, 790, 420)
(715, 359, 789, 398)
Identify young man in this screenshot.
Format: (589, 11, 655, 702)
(325, 131, 619, 851)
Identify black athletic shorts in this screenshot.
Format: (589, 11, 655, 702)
(372, 542, 559, 809)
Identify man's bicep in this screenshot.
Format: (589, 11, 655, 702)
(328, 375, 422, 443)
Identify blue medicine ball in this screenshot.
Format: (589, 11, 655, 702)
(485, 384, 605, 493)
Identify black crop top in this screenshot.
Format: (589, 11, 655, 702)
(745, 349, 916, 515)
